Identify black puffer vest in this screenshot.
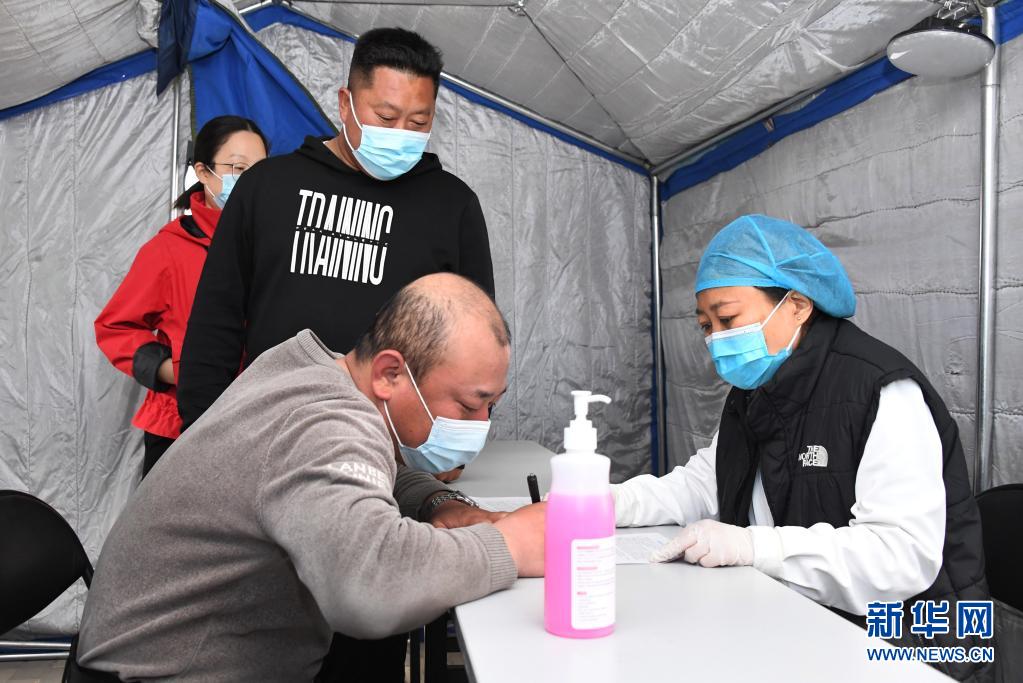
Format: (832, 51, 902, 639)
(715, 315, 990, 681)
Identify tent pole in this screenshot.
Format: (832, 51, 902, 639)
(239, 0, 274, 12)
(650, 176, 666, 475)
(975, 3, 1000, 495)
(169, 77, 181, 222)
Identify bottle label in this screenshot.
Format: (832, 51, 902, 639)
(570, 536, 615, 630)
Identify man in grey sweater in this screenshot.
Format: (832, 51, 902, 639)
(76, 273, 544, 681)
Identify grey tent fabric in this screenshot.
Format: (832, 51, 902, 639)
(0, 0, 150, 110)
(286, 0, 637, 154)
(0, 70, 186, 634)
(526, 0, 938, 163)
(292, 0, 938, 163)
(257, 22, 653, 480)
(661, 36, 1023, 488)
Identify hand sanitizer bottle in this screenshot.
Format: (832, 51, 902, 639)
(544, 390, 615, 638)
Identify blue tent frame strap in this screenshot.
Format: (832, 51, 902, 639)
(0, 51, 157, 123)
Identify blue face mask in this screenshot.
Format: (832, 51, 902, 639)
(208, 169, 237, 208)
(343, 91, 431, 181)
(705, 291, 801, 390)
(382, 365, 491, 474)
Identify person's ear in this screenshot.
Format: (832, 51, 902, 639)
(338, 87, 351, 121)
(194, 162, 212, 184)
(369, 350, 404, 402)
(790, 292, 814, 325)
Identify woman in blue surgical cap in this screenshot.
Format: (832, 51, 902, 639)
(613, 215, 989, 681)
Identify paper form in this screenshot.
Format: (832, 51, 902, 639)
(471, 500, 669, 564)
(616, 533, 670, 564)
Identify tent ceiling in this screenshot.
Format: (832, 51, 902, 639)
(0, 0, 149, 110)
(290, 0, 940, 164)
(1, 0, 941, 164)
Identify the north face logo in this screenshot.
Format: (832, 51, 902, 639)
(798, 445, 829, 468)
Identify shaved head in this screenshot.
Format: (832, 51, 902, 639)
(353, 273, 510, 378)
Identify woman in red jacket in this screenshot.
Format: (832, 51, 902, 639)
(96, 116, 268, 476)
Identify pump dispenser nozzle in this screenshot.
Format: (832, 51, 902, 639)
(564, 390, 611, 452)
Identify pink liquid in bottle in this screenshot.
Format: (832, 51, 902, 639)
(544, 470, 615, 637)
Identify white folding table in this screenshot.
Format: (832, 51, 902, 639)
(450, 441, 949, 682)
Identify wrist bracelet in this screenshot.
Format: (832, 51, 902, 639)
(422, 490, 478, 519)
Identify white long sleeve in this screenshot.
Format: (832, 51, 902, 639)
(750, 379, 946, 615)
(612, 433, 719, 527)
(612, 379, 947, 616)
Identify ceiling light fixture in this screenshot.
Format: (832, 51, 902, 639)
(887, 14, 995, 78)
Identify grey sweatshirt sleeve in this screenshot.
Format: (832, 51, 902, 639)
(257, 399, 516, 640)
(393, 465, 450, 520)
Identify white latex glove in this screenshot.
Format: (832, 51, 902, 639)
(651, 519, 754, 567)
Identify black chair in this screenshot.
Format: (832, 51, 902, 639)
(977, 484, 1023, 683)
(0, 489, 93, 657)
(976, 483, 1023, 611)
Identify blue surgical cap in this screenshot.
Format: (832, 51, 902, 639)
(695, 214, 856, 318)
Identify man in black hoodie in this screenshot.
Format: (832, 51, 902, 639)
(178, 28, 494, 429)
(177, 27, 495, 682)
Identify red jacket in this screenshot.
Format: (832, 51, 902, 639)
(95, 192, 220, 439)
